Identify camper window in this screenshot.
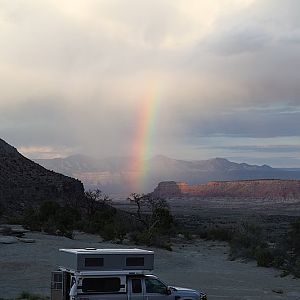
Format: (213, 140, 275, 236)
(126, 257, 144, 266)
(82, 277, 121, 293)
(85, 257, 104, 267)
(51, 272, 62, 290)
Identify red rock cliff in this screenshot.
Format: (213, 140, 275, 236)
(152, 179, 300, 199)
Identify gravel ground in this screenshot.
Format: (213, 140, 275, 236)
(0, 231, 300, 300)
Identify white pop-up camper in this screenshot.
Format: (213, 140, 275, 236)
(58, 248, 154, 272)
(51, 248, 207, 300)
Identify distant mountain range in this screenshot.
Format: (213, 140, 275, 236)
(35, 154, 300, 194)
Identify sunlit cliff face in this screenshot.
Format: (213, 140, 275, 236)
(1, 0, 300, 167)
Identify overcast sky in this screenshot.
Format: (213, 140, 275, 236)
(1, 0, 300, 167)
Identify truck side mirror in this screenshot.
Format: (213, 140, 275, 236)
(166, 288, 172, 295)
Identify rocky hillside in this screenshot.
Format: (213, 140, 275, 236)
(0, 139, 84, 215)
(153, 180, 300, 200)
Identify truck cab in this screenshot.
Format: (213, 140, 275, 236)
(128, 274, 207, 300)
(51, 248, 207, 300)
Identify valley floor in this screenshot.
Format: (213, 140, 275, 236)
(0, 231, 300, 300)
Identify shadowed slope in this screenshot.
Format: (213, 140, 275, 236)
(0, 139, 84, 216)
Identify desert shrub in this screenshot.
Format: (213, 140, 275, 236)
(230, 222, 267, 259)
(100, 223, 117, 241)
(129, 229, 172, 251)
(22, 208, 42, 231)
(152, 208, 174, 233)
(55, 206, 81, 230)
(19, 190, 123, 239)
(293, 259, 300, 278)
(255, 246, 274, 267)
(151, 233, 172, 251)
(282, 218, 300, 277)
(127, 193, 174, 249)
(42, 216, 57, 235)
(289, 219, 300, 256)
(271, 244, 289, 268)
(0, 202, 4, 217)
(113, 223, 127, 242)
(183, 231, 193, 240)
(198, 226, 232, 242)
(92, 207, 116, 224)
(81, 205, 118, 238)
(6, 215, 24, 224)
(37, 203, 80, 238)
(39, 201, 60, 220)
(76, 199, 130, 242)
(18, 190, 174, 248)
(84, 189, 112, 218)
(130, 230, 151, 245)
(17, 291, 48, 300)
(20, 202, 80, 238)
(97, 222, 127, 242)
(228, 218, 300, 276)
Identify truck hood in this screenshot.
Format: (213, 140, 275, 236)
(170, 286, 198, 292)
(169, 286, 206, 299)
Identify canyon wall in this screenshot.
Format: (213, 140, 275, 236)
(152, 180, 300, 200)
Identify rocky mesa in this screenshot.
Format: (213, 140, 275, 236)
(0, 139, 84, 216)
(152, 180, 300, 200)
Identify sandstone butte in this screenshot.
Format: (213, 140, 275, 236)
(152, 180, 300, 200)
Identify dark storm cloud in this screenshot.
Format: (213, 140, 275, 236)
(214, 145, 300, 153)
(185, 107, 300, 138)
(0, 96, 142, 157)
(0, 99, 76, 147)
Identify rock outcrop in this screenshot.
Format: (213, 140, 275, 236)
(152, 180, 300, 200)
(0, 139, 84, 216)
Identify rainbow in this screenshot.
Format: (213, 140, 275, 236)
(130, 83, 161, 192)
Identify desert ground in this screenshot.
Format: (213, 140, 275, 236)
(112, 196, 300, 217)
(1, 230, 300, 300)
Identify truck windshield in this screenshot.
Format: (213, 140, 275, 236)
(82, 277, 121, 293)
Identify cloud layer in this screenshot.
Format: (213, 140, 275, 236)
(0, 0, 300, 167)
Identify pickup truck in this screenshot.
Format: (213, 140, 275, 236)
(51, 248, 207, 300)
(66, 273, 207, 300)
